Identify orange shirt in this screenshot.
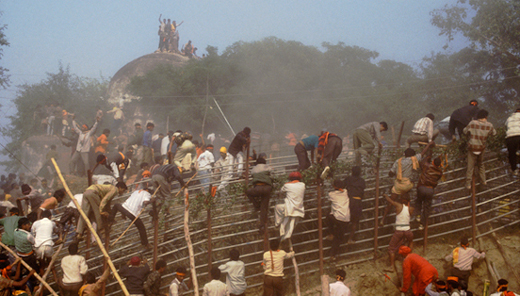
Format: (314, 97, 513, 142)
(95, 134, 109, 154)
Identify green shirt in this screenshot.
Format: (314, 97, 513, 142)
(13, 228, 34, 254)
(0, 216, 21, 246)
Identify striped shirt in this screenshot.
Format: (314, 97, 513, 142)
(412, 117, 434, 142)
(463, 119, 496, 152)
(444, 247, 485, 271)
(122, 190, 151, 217)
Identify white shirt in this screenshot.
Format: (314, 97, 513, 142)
(490, 292, 520, 296)
(161, 136, 170, 156)
(215, 154, 233, 180)
(61, 254, 88, 284)
(202, 279, 228, 296)
(329, 281, 351, 296)
(395, 204, 410, 231)
(31, 218, 56, 248)
(281, 182, 306, 217)
(122, 190, 151, 217)
(197, 150, 215, 171)
(263, 250, 295, 277)
(328, 190, 350, 222)
(218, 261, 246, 295)
(169, 278, 188, 296)
(67, 194, 83, 209)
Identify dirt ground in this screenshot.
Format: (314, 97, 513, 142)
(297, 227, 520, 296)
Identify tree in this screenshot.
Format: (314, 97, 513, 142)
(430, 0, 520, 117)
(0, 13, 9, 88)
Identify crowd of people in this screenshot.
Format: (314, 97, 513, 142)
(155, 14, 200, 59)
(0, 98, 519, 295)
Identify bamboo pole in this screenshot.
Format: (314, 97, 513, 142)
(471, 175, 476, 244)
(288, 239, 300, 296)
(317, 180, 324, 276)
(35, 244, 63, 296)
(373, 147, 381, 259)
(423, 219, 428, 254)
(153, 199, 159, 268)
(245, 143, 250, 187)
(111, 186, 161, 246)
(0, 242, 58, 296)
(207, 185, 213, 272)
(50, 158, 130, 296)
(396, 121, 405, 148)
(184, 189, 199, 296)
(321, 275, 329, 296)
(418, 142, 447, 148)
(101, 227, 110, 296)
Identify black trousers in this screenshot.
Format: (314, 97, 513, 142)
(416, 186, 434, 223)
(109, 203, 148, 246)
(326, 214, 348, 257)
(246, 185, 272, 227)
(506, 136, 520, 171)
(321, 137, 343, 168)
(294, 143, 311, 171)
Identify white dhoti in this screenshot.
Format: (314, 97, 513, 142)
(275, 204, 301, 241)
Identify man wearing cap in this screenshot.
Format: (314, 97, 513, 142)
(96, 149, 132, 182)
(406, 114, 440, 148)
(228, 127, 251, 178)
(119, 256, 150, 296)
(274, 172, 306, 241)
(505, 107, 520, 176)
(444, 237, 485, 285)
(400, 246, 438, 296)
(490, 279, 520, 296)
(215, 147, 233, 191)
(196, 144, 215, 191)
(449, 100, 479, 141)
(294, 134, 319, 171)
(70, 116, 100, 176)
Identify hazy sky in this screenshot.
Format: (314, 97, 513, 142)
(0, 0, 467, 172)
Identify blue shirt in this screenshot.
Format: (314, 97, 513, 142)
(301, 135, 319, 151)
(142, 130, 153, 147)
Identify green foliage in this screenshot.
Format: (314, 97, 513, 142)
(0, 13, 9, 89)
(430, 0, 520, 118)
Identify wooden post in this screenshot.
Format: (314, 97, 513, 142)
(207, 185, 213, 273)
(85, 228, 91, 260)
(288, 240, 300, 296)
(396, 121, 405, 148)
(87, 169, 93, 186)
(317, 180, 324, 276)
(471, 175, 476, 244)
(0, 242, 58, 296)
(50, 158, 131, 296)
(374, 147, 381, 259)
(16, 199, 24, 216)
(263, 220, 269, 251)
(184, 189, 199, 296)
(245, 143, 250, 187)
(391, 126, 396, 146)
(423, 219, 428, 254)
(101, 227, 110, 296)
(35, 244, 63, 296)
(153, 199, 159, 268)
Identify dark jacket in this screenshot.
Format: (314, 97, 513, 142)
(119, 264, 150, 294)
(228, 131, 249, 157)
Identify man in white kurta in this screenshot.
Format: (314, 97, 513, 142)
(275, 172, 306, 241)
